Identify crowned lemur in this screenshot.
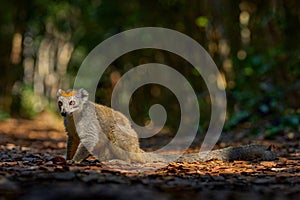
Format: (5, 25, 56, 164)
(57, 88, 276, 164)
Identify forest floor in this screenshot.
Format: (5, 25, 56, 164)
(0, 111, 299, 200)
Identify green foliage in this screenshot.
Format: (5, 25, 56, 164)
(12, 86, 48, 119)
(0, 111, 10, 121)
(195, 16, 209, 28)
(265, 113, 300, 138)
(20, 87, 40, 119)
(228, 29, 300, 133)
(0, 0, 299, 136)
(224, 111, 250, 131)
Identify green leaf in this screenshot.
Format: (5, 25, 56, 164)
(195, 16, 208, 27)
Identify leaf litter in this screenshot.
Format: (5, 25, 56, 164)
(0, 113, 299, 199)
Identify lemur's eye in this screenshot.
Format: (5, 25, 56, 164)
(58, 101, 63, 107)
(69, 100, 75, 106)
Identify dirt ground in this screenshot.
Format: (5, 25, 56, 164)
(0, 111, 299, 200)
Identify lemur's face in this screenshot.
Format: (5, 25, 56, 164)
(57, 89, 89, 117)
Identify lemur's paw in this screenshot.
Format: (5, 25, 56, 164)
(66, 159, 75, 164)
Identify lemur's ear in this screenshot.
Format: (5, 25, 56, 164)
(79, 88, 89, 101)
(57, 89, 64, 98)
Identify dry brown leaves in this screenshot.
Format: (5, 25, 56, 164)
(0, 114, 300, 199)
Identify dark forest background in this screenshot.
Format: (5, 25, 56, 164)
(0, 0, 299, 137)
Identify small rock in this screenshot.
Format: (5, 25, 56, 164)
(50, 156, 67, 165)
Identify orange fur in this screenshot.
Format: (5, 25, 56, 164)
(61, 90, 77, 97)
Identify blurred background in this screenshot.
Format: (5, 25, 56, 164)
(0, 0, 299, 138)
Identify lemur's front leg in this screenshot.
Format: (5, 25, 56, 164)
(72, 142, 90, 163)
(66, 135, 80, 160)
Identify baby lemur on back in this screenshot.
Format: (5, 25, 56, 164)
(57, 88, 276, 164)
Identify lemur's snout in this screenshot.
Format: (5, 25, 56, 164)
(61, 110, 67, 117)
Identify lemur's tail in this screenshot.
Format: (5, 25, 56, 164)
(141, 144, 276, 163)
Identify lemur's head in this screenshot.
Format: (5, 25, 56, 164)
(56, 88, 89, 117)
